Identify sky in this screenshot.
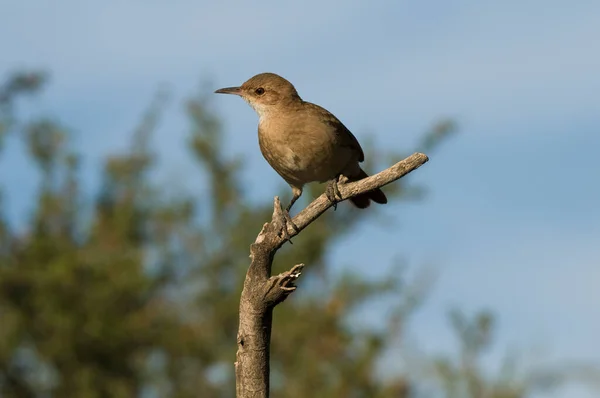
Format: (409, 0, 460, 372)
(1, 1, 599, 396)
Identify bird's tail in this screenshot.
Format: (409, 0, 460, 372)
(348, 168, 388, 209)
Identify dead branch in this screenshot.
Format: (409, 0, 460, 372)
(235, 152, 429, 398)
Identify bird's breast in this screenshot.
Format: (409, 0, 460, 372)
(257, 116, 353, 185)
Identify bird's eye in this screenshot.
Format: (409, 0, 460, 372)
(255, 87, 265, 95)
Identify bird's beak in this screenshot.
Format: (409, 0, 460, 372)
(214, 86, 242, 96)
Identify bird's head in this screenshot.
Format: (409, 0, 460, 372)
(215, 73, 301, 117)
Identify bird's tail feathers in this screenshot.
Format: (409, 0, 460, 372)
(348, 168, 387, 209)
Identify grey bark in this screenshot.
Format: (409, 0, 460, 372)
(235, 152, 429, 398)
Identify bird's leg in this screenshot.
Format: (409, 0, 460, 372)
(284, 189, 301, 233)
(325, 175, 344, 210)
(276, 187, 301, 243)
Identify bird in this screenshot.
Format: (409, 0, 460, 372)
(215, 72, 387, 230)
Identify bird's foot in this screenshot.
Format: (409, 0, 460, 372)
(325, 178, 344, 210)
(280, 210, 300, 243)
(273, 201, 300, 243)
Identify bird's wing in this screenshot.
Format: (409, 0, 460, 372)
(305, 102, 365, 162)
(334, 121, 365, 162)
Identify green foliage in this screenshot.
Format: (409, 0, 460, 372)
(0, 71, 596, 398)
(427, 309, 600, 398)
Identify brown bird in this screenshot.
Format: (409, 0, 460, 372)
(215, 73, 387, 223)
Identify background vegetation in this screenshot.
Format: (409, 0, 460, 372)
(0, 71, 597, 398)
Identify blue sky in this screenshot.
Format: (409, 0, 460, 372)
(1, 1, 599, 396)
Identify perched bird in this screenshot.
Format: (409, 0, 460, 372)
(215, 72, 387, 221)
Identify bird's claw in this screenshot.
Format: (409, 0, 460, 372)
(276, 209, 299, 244)
(284, 209, 299, 232)
(325, 178, 343, 210)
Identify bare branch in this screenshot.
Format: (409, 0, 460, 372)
(264, 263, 304, 305)
(235, 152, 429, 398)
(287, 152, 429, 239)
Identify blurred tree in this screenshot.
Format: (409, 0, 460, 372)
(0, 71, 595, 398)
(426, 309, 600, 398)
